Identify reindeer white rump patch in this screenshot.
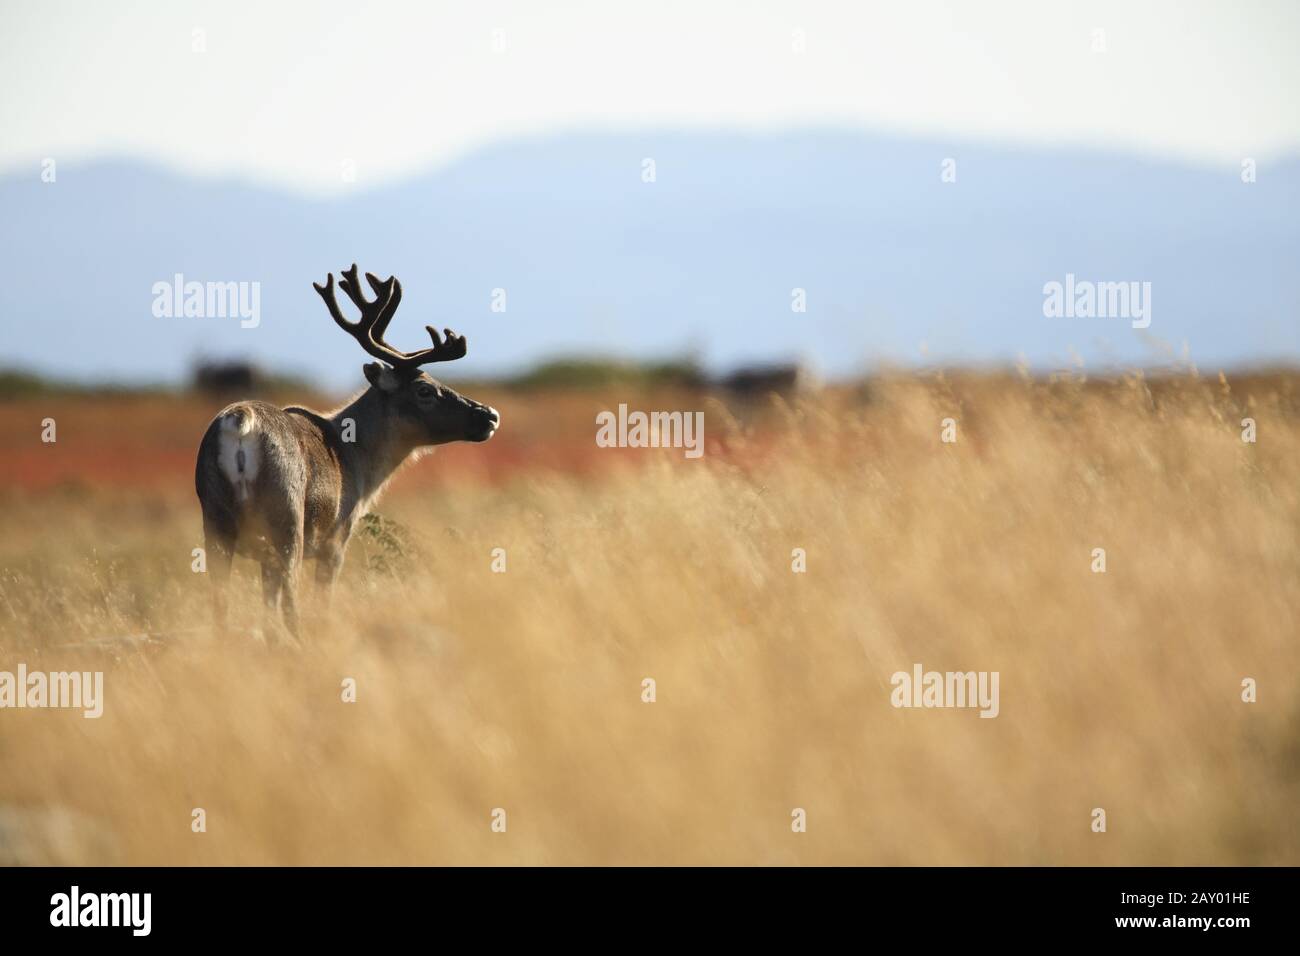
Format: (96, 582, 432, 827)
(217, 408, 260, 503)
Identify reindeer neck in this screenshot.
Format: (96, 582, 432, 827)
(329, 387, 418, 504)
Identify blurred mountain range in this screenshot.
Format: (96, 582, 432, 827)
(2, 130, 1297, 386)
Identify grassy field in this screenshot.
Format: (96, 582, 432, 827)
(0, 369, 1297, 865)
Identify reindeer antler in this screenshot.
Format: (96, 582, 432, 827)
(313, 264, 467, 371)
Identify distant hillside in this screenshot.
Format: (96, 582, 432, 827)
(1, 130, 1297, 386)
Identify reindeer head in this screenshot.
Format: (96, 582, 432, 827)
(314, 265, 500, 445)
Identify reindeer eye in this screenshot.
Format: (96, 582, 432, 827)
(416, 385, 435, 399)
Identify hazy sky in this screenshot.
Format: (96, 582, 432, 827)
(2, 0, 1298, 195)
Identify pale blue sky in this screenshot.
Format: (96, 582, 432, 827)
(2, 0, 1298, 195)
(1, 1, 1297, 381)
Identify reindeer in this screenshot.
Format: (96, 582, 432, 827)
(195, 265, 500, 638)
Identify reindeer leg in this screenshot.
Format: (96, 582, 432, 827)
(315, 547, 345, 604)
(260, 525, 304, 643)
(280, 550, 302, 639)
(260, 561, 282, 611)
(259, 559, 284, 643)
(202, 516, 236, 636)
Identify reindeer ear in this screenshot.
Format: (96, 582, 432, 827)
(363, 362, 401, 393)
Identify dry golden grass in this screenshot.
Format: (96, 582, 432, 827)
(1, 370, 1298, 865)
